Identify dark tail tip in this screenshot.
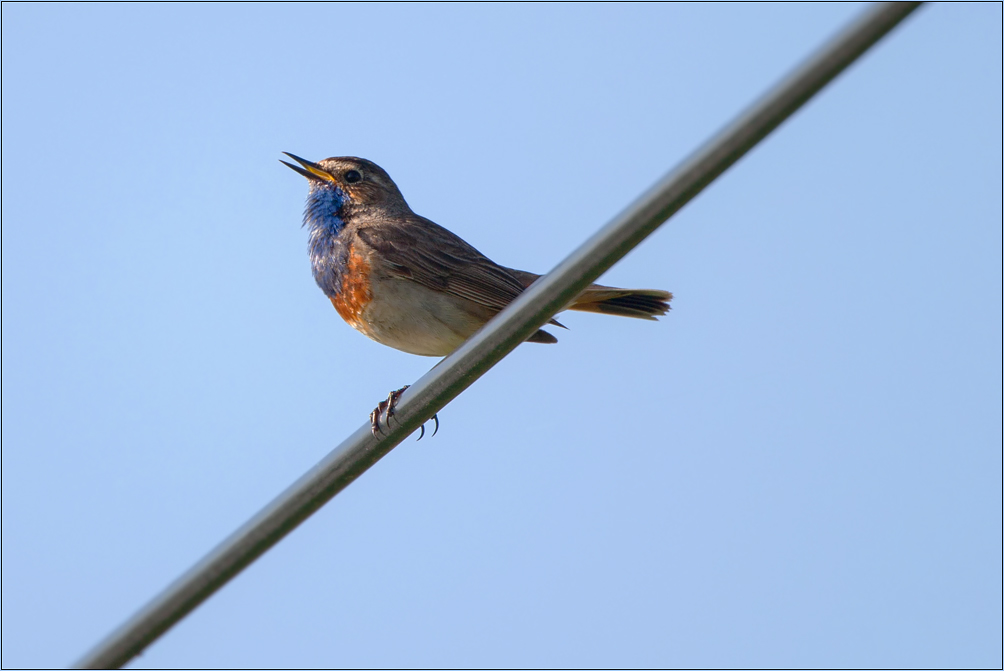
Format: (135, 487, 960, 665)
(571, 290, 672, 320)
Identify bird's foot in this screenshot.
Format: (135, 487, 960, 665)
(369, 386, 408, 436)
(369, 385, 440, 440)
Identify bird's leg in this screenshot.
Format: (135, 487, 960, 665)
(368, 385, 441, 440)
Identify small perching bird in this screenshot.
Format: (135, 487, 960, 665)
(282, 153, 672, 435)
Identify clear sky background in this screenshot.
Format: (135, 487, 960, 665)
(2, 3, 1001, 668)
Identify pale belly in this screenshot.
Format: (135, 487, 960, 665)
(351, 276, 492, 357)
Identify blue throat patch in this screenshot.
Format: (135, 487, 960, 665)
(304, 184, 351, 299)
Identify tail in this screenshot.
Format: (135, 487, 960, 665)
(503, 268, 672, 321)
(567, 287, 672, 320)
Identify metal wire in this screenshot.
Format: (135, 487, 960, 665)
(73, 3, 922, 667)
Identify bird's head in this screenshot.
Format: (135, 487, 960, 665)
(282, 153, 410, 231)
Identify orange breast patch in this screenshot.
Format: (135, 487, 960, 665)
(331, 246, 374, 334)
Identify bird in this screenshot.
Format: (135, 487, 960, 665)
(282, 153, 672, 437)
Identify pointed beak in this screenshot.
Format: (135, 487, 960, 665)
(280, 152, 335, 183)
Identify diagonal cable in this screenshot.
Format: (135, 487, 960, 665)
(73, 3, 922, 667)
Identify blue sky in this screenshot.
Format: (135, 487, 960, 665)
(2, 3, 1001, 668)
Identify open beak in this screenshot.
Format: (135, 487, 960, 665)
(280, 152, 335, 183)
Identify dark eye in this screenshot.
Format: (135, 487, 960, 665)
(344, 170, 362, 184)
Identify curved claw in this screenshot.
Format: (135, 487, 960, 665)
(417, 414, 440, 441)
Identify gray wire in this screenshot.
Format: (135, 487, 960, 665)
(73, 3, 921, 667)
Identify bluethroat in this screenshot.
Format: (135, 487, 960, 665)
(282, 154, 672, 436)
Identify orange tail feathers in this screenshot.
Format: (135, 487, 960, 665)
(503, 267, 672, 321)
(568, 287, 672, 320)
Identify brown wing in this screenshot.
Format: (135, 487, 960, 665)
(356, 218, 528, 312)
